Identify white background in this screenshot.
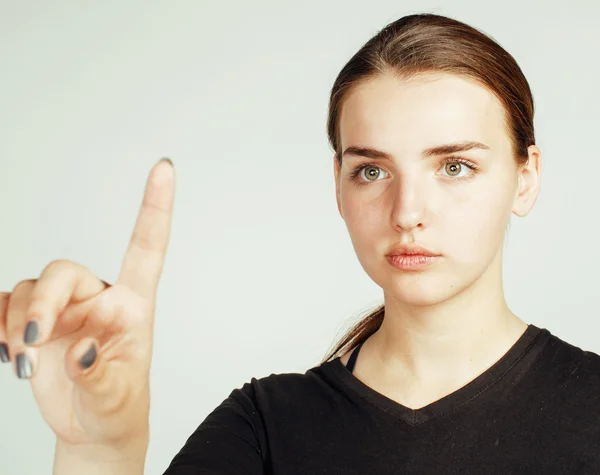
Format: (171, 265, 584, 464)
(1, 0, 599, 473)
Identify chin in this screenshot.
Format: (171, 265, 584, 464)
(385, 286, 454, 308)
(373, 266, 467, 308)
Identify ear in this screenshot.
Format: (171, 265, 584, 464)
(333, 157, 343, 218)
(512, 145, 542, 217)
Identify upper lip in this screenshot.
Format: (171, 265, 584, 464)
(386, 243, 440, 257)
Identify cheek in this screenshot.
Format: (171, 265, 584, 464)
(340, 193, 386, 237)
(448, 184, 513, 260)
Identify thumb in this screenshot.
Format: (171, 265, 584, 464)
(65, 337, 128, 415)
(66, 338, 99, 378)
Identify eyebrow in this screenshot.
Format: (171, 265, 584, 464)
(341, 141, 490, 161)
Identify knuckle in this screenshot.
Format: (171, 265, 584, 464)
(36, 261, 81, 299)
(131, 231, 159, 253)
(5, 283, 35, 337)
(142, 193, 166, 212)
(42, 263, 78, 287)
(45, 258, 73, 273)
(11, 279, 35, 295)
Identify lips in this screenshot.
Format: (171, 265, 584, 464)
(386, 253, 440, 271)
(386, 244, 440, 257)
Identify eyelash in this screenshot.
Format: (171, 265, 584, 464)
(347, 157, 480, 186)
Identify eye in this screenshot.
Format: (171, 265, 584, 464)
(442, 161, 465, 177)
(348, 163, 388, 185)
(439, 157, 479, 180)
(347, 157, 480, 186)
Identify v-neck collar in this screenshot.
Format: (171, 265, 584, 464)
(322, 323, 549, 426)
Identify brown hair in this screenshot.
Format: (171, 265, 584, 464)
(320, 12, 536, 364)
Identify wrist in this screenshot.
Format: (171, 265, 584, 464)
(54, 434, 149, 475)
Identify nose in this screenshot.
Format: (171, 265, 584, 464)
(390, 174, 428, 231)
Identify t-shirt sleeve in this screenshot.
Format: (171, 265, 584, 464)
(161, 380, 266, 475)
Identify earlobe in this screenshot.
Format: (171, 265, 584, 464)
(512, 145, 542, 217)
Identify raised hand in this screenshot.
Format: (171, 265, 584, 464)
(0, 158, 175, 451)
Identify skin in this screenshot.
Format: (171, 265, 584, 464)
(0, 159, 175, 473)
(334, 72, 541, 410)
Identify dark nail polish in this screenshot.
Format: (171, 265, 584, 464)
(159, 157, 173, 167)
(0, 343, 9, 363)
(16, 353, 32, 379)
(79, 343, 97, 370)
(24, 320, 39, 344)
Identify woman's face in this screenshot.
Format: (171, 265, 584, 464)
(333, 72, 540, 306)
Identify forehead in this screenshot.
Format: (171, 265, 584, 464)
(339, 72, 508, 155)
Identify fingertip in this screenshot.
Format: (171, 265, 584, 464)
(65, 338, 95, 382)
(159, 157, 174, 167)
(24, 300, 50, 346)
(15, 349, 36, 379)
(79, 341, 98, 370)
(150, 158, 175, 187)
(0, 342, 9, 363)
(23, 319, 40, 345)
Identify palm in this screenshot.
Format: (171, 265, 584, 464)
(30, 282, 156, 445)
(31, 332, 79, 442)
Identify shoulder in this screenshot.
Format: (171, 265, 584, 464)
(237, 359, 341, 396)
(545, 330, 600, 369)
(541, 330, 600, 394)
(226, 357, 348, 418)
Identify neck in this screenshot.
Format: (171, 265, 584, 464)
(368, 249, 528, 386)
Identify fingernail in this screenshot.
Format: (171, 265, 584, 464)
(79, 343, 97, 370)
(24, 320, 39, 345)
(159, 157, 173, 167)
(0, 343, 9, 363)
(16, 353, 32, 379)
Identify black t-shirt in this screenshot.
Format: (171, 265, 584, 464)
(162, 324, 600, 474)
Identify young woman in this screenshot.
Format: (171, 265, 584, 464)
(1, 12, 599, 474)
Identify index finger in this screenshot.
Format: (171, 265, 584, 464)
(117, 158, 175, 298)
